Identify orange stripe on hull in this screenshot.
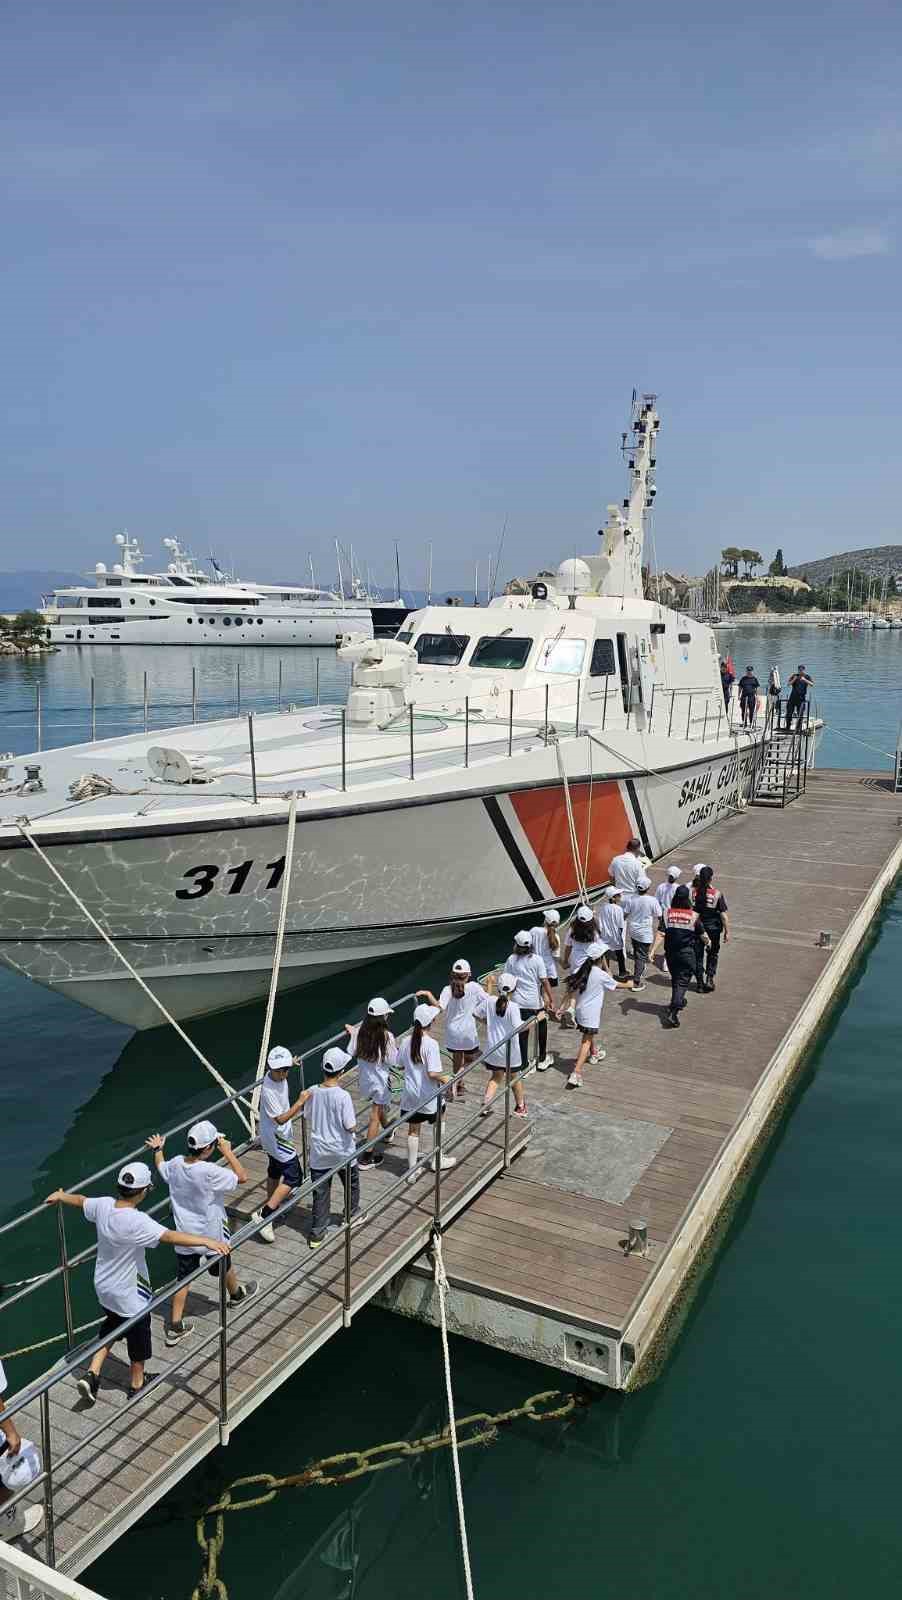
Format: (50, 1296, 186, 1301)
(509, 782, 632, 896)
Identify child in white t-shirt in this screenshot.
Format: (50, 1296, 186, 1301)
(0, 1358, 43, 1542)
(301, 1048, 359, 1251)
(345, 996, 399, 1169)
(399, 1005, 455, 1182)
(419, 958, 488, 1099)
(479, 973, 528, 1118)
(564, 941, 631, 1088)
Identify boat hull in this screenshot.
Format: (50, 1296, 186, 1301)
(0, 740, 765, 1028)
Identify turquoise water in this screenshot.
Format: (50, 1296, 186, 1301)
(0, 627, 899, 1598)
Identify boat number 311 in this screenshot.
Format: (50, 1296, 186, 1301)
(175, 857, 286, 899)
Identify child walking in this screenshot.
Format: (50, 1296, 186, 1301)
(252, 1044, 305, 1243)
(303, 1047, 359, 1251)
(564, 941, 631, 1088)
(528, 909, 562, 1069)
(418, 959, 488, 1098)
(399, 1004, 456, 1181)
(345, 997, 399, 1169)
(480, 973, 528, 1117)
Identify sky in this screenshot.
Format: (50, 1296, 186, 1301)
(1, 0, 901, 591)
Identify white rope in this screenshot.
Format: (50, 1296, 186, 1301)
(16, 822, 251, 1133)
(553, 739, 589, 905)
(0, 1317, 104, 1361)
(251, 793, 299, 1134)
(432, 1232, 476, 1600)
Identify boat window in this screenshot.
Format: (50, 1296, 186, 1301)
(590, 638, 616, 677)
(470, 635, 532, 670)
(88, 596, 121, 608)
(537, 637, 586, 675)
(257, 618, 263, 624)
(234, 616, 244, 625)
(223, 616, 232, 626)
(678, 631, 691, 643)
(396, 630, 413, 644)
(413, 631, 470, 666)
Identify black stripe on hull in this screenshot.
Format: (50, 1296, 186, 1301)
(482, 796, 544, 903)
(625, 778, 653, 859)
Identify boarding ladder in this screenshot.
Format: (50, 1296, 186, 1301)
(751, 698, 810, 808)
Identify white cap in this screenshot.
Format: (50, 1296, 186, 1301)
(666, 865, 682, 879)
(267, 1045, 293, 1071)
(513, 930, 533, 948)
(637, 874, 652, 891)
(575, 905, 595, 923)
(692, 862, 707, 875)
(187, 1120, 220, 1151)
(322, 1046, 352, 1075)
(543, 908, 561, 926)
(498, 972, 518, 993)
(118, 1161, 153, 1191)
(367, 996, 392, 1017)
(586, 941, 609, 960)
(603, 885, 621, 899)
(451, 958, 471, 976)
(414, 1002, 440, 1027)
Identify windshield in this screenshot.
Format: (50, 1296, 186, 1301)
(536, 637, 586, 675)
(413, 631, 470, 666)
(470, 635, 532, 670)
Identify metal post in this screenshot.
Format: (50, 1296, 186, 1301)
(236, 664, 241, 717)
(575, 680, 581, 737)
(218, 1257, 230, 1446)
(602, 674, 609, 730)
(716, 701, 723, 741)
(686, 693, 693, 739)
(90, 675, 96, 741)
(508, 689, 514, 756)
(315, 657, 320, 705)
(192, 667, 197, 724)
(409, 702, 415, 781)
(433, 1092, 444, 1228)
(248, 714, 259, 804)
(56, 1207, 75, 1350)
(36, 683, 42, 752)
(299, 1057, 309, 1171)
(40, 1389, 55, 1568)
(278, 658, 283, 711)
(464, 697, 469, 769)
(343, 1166, 353, 1329)
(648, 682, 655, 731)
(544, 683, 550, 744)
(503, 1039, 513, 1172)
(143, 670, 148, 734)
(341, 709, 347, 791)
(702, 704, 708, 742)
(667, 691, 675, 737)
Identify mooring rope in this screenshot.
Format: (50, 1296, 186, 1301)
(432, 1230, 476, 1600)
(0, 1317, 104, 1361)
(15, 822, 251, 1133)
(250, 794, 299, 1135)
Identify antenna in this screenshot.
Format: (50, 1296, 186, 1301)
(335, 540, 345, 602)
(394, 540, 402, 602)
(425, 543, 433, 607)
(488, 519, 507, 601)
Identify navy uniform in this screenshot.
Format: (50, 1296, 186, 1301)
(694, 882, 728, 991)
(663, 903, 707, 1027)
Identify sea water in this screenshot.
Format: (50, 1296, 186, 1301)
(0, 626, 899, 1598)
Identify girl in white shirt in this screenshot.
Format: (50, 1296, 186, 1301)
(564, 941, 631, 1088)
(479, 973, 527, 1117)
(344, 996, 399, 1169)
(507, 931, 556, 1070)
(560, 904, 598, 1025)
(418, 959, 488, 1100)
(596, 888, 627, 979)
(399, 1004, 456, 1180)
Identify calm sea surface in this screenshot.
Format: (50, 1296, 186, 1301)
(0, 625, 900, 1599)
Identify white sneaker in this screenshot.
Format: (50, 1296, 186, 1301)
(536, 1055, 554, 1072)
(429, 1153, 457, 1171)
(405, 1168, 421, 1186)
(251, 1208, 275, 1244)
(588, 1048, 607, 1064)
(566, 1071, 583, 1089)
(2, 1504, 44, 1540)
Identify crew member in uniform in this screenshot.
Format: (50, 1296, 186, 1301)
(693, 865, 730, 992)
(662, 886, 710, 1028)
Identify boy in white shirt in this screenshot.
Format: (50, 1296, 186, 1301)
(47, 1162, 229, 1405)
(146, 1120, 258, 1346)
(622, 875, 660, 992)
(300, 1048, 359, 1251)
(252, 1044, 306, 1244)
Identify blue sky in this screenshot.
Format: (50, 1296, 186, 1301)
(2, 0, 900, 589)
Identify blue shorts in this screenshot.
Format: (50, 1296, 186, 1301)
(267, 1153, 303, 1187)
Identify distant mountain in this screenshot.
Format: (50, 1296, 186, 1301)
(0, 571, 81, 612)
(787, 545, 902, 589)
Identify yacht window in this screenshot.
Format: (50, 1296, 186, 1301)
(396, 630, 413, 644)
(678, 631, 691, 643)
(87, 596, 121, 608)
(129, 598, 136, 605)
(413, 631, 470, 666)
(470, 635, 532, 670)
(187, 616, 193, 623)
(223, 616, 232, 626)
(234, 616, 244, 625)
(257, 618, 263, 624)
(537, 637, 586, 675)
(590, 639, 616, 677)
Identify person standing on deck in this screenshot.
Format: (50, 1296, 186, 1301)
(479, 973, 528, 1118)
(785, 665, 814, 730)
(345, 998, 399, 1170)
(529, 909, 562, 1067)
(146, 1122, 258, 1346)
(737, 666, 760, 728)
(0, 1361, 43, 1542)
(767, 664, 781, 723)
(652, 866, 682, 969)
(693, 865, 730, 992)
(418, 959, 488, 1099)
(597, 886, 628, 978)
(507, 930, 556, 1068)
(400, 1004, 456, 1182)
(622, 876, 660, 992)
(720, 658, 735, 710)
(663, 887, 710, 1028)
(564, 942, 631, 1088)
(608, 838, 646, 895)
(46, 1164, 229, 1405)
(251, 1045, 305, 1243)
(560, 903, 600, 1025)
(303, 1048, 359, 1251)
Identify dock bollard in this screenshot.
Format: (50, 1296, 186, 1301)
(625, 1219, 648, 1258)
(817, 930, 833, 949)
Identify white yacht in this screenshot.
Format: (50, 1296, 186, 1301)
(2, 396, 821, 1029)
(41, 537, 372, 647)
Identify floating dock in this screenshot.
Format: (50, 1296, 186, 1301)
(2, 766, 900, 1583)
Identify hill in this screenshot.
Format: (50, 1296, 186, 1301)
(787, 545, 902, 590)
(0, 571, 81, 611)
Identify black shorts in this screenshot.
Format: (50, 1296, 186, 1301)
(175, 1251, 223, 1283)
(98, 1307, 153, 1364)
(404, 1107, 445, 1125)
(267, 1153, 303, 1187)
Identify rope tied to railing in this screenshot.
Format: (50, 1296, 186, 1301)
(432, 1228, 476, 1600)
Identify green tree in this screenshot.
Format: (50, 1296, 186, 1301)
(721, 546, 742, 577)
(740, 548, 762, 578)
(768, 548, 786, 576)
(5, 609, 47, 647)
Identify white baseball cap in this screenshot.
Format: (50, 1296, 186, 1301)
(603, 885, 621, 899)
(692, 862, 707, 875)
(414, 1002, 440, 1027)
(118, 1161, 153, 1192)
(367, 996, 392, 1017)
(586, 941, 609, 960)
(498, 972, 518, 993)
(451, 959, 471, 976)
(322, 1047, 352, 1075)
(637, 874, 652, 891)
(513, 930, 533, 948)
(666, 865, 682, 879)
(543, 909, 561, 926)
(267, 1045, 293, 1071)
(575, 905, 595, 923)
(187, 1120, 220, 1151)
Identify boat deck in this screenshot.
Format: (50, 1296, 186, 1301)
(380, 767, 902, 1384)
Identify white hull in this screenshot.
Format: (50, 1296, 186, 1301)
(46, 605, 370, 648)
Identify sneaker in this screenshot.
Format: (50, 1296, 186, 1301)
(664, 1013, 681, 1028)
(480, 1101, 492, 1117)
(513, 1102, 528, 1118)
(128, 1384, 148, 1400)
(384, 1127, 396, 1144)
(77, 1371, 99, 1406)
(228, 1278, 259, 1308)
(704, 981, 716, 992)
(429, 1153, 457, 1171)
(308, 1235, 326, 1251)
(2, 1504, 44, 1541)
(164, 1319, 195, 1347)
(588, 1049, 607, 1064)
(405, 1169, 420, 1186)
(632, 982, 647, 993)
(536, 1055, 554, 1072)
(559, 1011, 575, 1029)
(251, 1208, 276, 1244)
(566, 1071, 583, 1089)
(357, 1151, 378, 1169)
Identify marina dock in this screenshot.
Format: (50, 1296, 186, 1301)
(2, 766, 900, 1583)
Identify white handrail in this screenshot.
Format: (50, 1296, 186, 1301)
(0, 1541, 107, 1600)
